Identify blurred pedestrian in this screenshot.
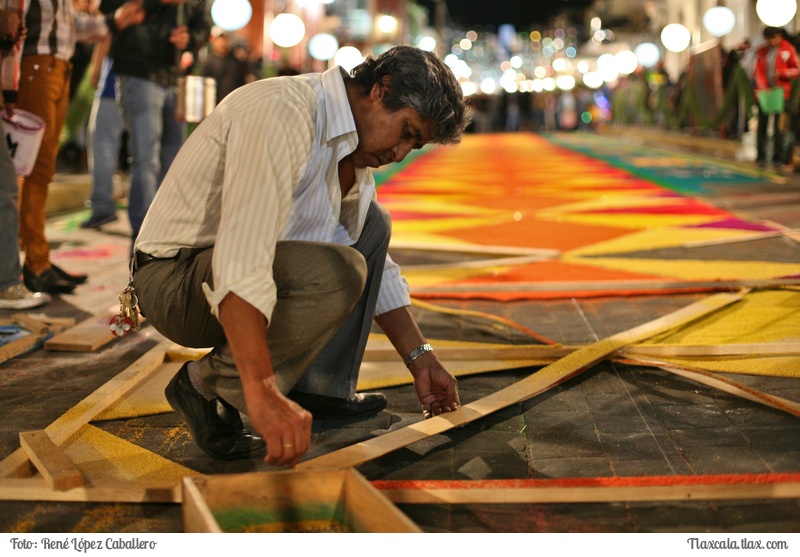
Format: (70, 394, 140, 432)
(753, 26, 799, 167)
(0, 0, 50, 309)
(14, 0, 144, 295)
(82, 33, 124, 228)
(202, 26, 253, 104)
(105, 0, 211, 245)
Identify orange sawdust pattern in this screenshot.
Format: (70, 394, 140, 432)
(380, 134, 785, 299)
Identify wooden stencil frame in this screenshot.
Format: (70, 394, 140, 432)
(1, 289, 797, 514)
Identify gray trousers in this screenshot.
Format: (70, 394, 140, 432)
(134, 201, 391, 411)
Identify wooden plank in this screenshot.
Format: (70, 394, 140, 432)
(0, 316, 74, 365)
(18, 431, 83, 491)
(343, 469, 422, 533)
(363, 344, 574, 362)
(623, 356, 800, 418)
(620, 342, 800, 357)
(297, 290, 748, 471)
(182, 477, 223, 532)
(373, 476, 800, 504)
(12, 313, 49, 334)
(0, 478, 180, 503)
(364, 342, 800, 363)
(44, 314, 122, 352)
(0, 341, 172, 479)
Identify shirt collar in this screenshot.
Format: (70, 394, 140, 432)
(322, 66, 358, 143)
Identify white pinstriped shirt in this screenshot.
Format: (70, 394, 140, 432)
(22, 0, 108, 61)
(135, 66, 411, 322)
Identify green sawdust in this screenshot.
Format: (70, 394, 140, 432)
(213, 503, 352, 533)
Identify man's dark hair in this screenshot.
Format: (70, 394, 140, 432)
(349, 46, 469, 145)
(763, 26, 783, 39)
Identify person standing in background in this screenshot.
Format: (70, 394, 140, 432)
(753, 26, 799, 167)
(0, 0, 50, 309)
(13, 0, 144, 295)
(202, 26, 254, 105)
(103, 0, 211, 244)
(81, 33, 124, 229)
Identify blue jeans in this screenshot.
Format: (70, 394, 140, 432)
(0, 134, 21, 289)
(118, 75, 185, 240)
(87, 94, 125, 218)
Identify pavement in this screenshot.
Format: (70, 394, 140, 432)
(1, 128, 799, 534)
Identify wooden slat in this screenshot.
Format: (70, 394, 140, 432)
(0, 478, 180, 503)
(297, 290, 748, 471)
(181, 478, 222, 532)
(620, 342, 800, 357)
(12, 313, 49, 334)
(44, 314, 119, 352)
(18, 431, 83, 491)
(0, 341, 172, 479)
(376, 479, 800, 504)
(0, 315, 75, 365)
(363, 344, 574, 362)
(623, 356, 800, 418)
(364, 342, 800, 363)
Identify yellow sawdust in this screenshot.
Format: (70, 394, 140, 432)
(536, 194, 684, 216)
(648, 290, 800, 345)
(94, 362, 181, 421)
(61, 425, 199, 482)
(566, 256, 800, 281)
(644, 290, 800, 378)
(566, 227, 770, 256)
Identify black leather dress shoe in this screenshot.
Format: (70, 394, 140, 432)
(22, 267, 76, 295)
(50, 263, 88, 284)
(288, 391, 387, 419)
(164, 363, 266, 460)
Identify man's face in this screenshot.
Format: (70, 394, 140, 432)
(349, 79, 436, 169)
(767, 33, 782, 47)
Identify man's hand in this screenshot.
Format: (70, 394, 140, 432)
(170, 25, 190, 51)
(218, 292, 313, 468)
(114, 0, 146, 31)
(409, 356, 460, 419)
(244, 377, 312, 468)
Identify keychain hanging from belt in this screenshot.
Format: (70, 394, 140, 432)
(110, 259, 142, 337)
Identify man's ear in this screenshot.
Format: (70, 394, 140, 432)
(370, 75, 392, 102)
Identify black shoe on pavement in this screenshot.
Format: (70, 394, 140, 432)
(80, 212, 119, 229)
(288, 390, 387, 419)
(22, 267, 76, 295)
(164, 363, 266, 460)
(50, 263, 88, 285)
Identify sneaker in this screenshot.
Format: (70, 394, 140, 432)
(80, 212, 119, 229)
(0, 283, 51, 310)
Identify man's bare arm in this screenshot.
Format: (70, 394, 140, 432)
(217, 292, 312, 467)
